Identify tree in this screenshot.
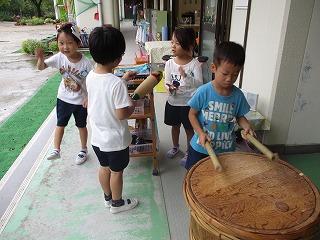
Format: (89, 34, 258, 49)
(27, 0, 44, 17)
(1, 0, 54, 18)
(0, 0, 11, 9)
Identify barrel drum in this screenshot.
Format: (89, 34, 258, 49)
(183, 152, 320, 240)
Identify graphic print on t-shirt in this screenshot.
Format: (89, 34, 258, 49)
(170, 70, 195, 89)
(59, 65, 89, 94)
(198, 100, 236, 151)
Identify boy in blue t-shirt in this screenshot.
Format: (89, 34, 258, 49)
(186, 41, 254, 170)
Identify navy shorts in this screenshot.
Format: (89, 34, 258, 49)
(185, 145, 209, 170)
(92, 145, 130, 172)
(164, 102, 193, 130)
(56, 98, 87, 128)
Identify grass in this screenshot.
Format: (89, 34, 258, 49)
(0, 72, 60, 179)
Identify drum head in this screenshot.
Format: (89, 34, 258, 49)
(185, 152, 320, 239)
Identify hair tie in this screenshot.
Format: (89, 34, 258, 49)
(56, 24, 81, 41)
(71, 25, 81, 41)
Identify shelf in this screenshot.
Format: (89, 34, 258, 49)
(129, 152, 154, 157)
(128, 85, 158, 175)
(128, 106, 152, 119)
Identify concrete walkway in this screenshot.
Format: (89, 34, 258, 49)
(0, 21, 191, 240)
(0, 118, 170, 239)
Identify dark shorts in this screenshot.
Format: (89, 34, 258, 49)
(185, 145, 209, 170)
(92, 145, 130, 172)
(164, 102, 193, 130)
(56, 98, 87, 128)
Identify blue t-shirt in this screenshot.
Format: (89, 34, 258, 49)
(188, 81, 250, 154)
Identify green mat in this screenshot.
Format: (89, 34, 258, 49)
(283, 153, 320, 190)
(0, 72, 60, 180)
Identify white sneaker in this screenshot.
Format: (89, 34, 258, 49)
(75, 150, 87, 165)
(104, 193, 112, 208)
(105, 200, 112, 208)
(47, 150, 60, 160)
(110, 198, 139, 214)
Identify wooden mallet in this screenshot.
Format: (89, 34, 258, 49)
(131, 71, 163, 100)
(205, 142, 223, 172)
(240, 130, 275, 160)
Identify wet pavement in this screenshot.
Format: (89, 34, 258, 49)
(0, 22, 57, 124)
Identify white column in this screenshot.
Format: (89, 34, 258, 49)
(113, 0, 120, 29)
(102, 0, 115, 26)
(97, 0, 103, 26)
(53, 0, 60, 20)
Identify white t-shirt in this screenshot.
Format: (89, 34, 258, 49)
(45, 52, 94, 105)
(164, 57, 203, 106)
(86, 71, 132, 152)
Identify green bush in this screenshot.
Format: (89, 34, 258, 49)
(19, 16, 45, 26)
(0, 13, 16, 21)
(44, 17, 55, 24)
(19, 18, 27, 25)
(30, 16, 45, 25)
(22, 39, 49, 54)
(48, 41, 59, 52)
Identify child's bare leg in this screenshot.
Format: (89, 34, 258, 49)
(180, 128, 194, 166)
(185, 128, 194, 151)
(110, 171, 123, 200)
(171, 124, 181, 147)
(53, 126, 65, 150)
(47, 126, 64, 159)
(166, 125, 181, 158)
(99, 166, 111, 195)
(109, 169, 139, 213)
(75, 127, 88, 164)
(78, 127, 88, 149)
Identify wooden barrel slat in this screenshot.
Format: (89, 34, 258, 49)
(183, 152, 320, 240)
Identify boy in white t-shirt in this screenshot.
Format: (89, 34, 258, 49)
(35, 23, 94, 164)
(86, 26, 139, 214)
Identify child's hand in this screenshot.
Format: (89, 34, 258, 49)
(166, 83, 177, 94)
(34, 47, 44, 58)
(199, 132, 211, 149)
(178, 65, 187, 78)
(35, 47, 47, 70)
(237, 116, 254, 141)
(241, 128, 255, 141)
(82, 97, 88, 108)
(123, 71, 137, 81)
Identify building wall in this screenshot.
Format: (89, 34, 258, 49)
(287, 0, 320, 145)
(229, 0, 319, 150)
(74, 0, 120, 30)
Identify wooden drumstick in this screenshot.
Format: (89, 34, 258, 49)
(131, 71, 163, 100)
(205, 142, 223, 173)
(240, 130, 275, 160)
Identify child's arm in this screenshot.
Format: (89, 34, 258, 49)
(82, 96, 88, 108)
(164, 62, 176, 94)
(179, 61, 203, 88)
(122, 71, 137, 81)
(116, 99, 136, 120)
(189, 108, 211, 148)
(34, 47, 48, 70)
(237, 116, 254, 140)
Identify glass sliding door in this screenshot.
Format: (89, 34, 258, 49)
(200, 0, 216, 83)
(199, 0, 232, 83)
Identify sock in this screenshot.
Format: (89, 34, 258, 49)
(80, 148, 87, 153)
(112, 199, 125, 207)
(104, 193, 112, 201)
